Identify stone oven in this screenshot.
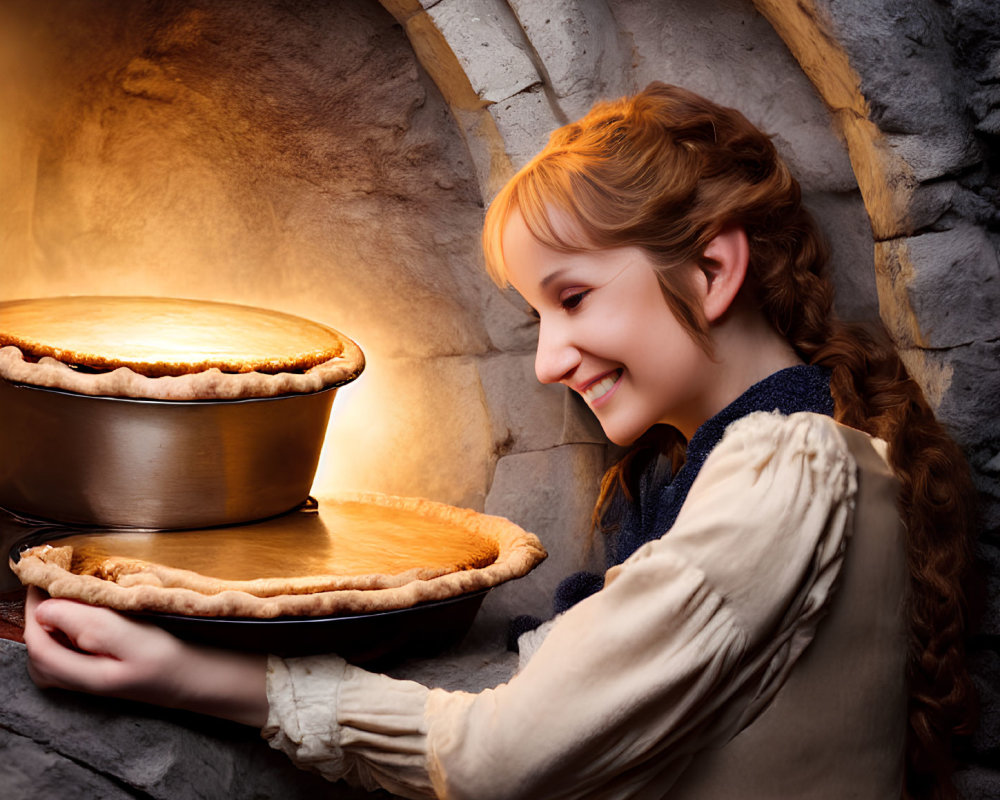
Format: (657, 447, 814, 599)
(0, 0, 997, 796)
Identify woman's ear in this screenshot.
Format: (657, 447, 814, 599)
(697, 226, 749, 323)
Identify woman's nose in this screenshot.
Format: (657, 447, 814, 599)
(534, 320, 581, 384)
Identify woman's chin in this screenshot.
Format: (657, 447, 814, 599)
(599, 422, 644, 447)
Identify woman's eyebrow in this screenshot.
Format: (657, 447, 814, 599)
(540, 269, 569, 289)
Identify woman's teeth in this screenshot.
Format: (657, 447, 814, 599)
(582, 370, 621, 405)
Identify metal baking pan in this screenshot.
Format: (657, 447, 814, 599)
(0, 377, 340, 530)
(134, 588, 490, 666)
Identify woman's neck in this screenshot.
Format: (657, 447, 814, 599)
(689, 305, 804, 438)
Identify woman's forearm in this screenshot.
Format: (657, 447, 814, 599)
(174, 644, 269, 727)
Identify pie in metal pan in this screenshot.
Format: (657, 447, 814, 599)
(0, 295, 366, 528)
(0, 295, 365, 400)
(9, 493, 547, 620)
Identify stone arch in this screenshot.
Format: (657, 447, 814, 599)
(380, 1, 1000, 790)
(379, 0, 996, 428)
(378, 0, 999, 538)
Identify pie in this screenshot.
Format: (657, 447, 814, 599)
(9, 493, 547, 618)
(0, 296, 364, 400)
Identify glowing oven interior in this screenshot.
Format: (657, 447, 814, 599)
(0, 0, 885, 621)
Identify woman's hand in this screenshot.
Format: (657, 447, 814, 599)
(25, 586, 187, 699)
(23, 586, 269, 727)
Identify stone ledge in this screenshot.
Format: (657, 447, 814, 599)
(0, 639, 361, 799)
(0, 618, 519, 799)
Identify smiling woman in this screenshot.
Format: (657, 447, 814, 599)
(23, 84, 977, 800)
(478, 83, 977, 800)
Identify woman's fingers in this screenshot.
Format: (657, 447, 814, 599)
(24, 591, 110, 690)
(23, 587, 77, 687)
(31, 591, 120, 653)
(23, 587, 181, 697)
(25, 589, 121, 691)
(23, 586, 267, 726)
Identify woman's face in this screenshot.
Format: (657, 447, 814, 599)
(502, 209, 716, 444)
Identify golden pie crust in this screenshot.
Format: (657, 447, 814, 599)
(10, 493, 547, 618)
(0, 296, 364, 400)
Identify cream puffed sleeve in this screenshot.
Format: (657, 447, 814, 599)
(263, 411, 858, 800)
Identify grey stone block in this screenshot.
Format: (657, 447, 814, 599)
(968, 647, 1000, 755)
(482, 284, 544, 353)
(817, 0, 980, 180)
(904, 181, 962, 235)
(974, 542, 1000, 638)
(802, 190, 880, 322)
(426, 0, 541, 103)
(485, 445, 608, 619)
(487, 84, 564, 169)
(975, 108, 1000, 136)
(559, 387, 608, 446)
(916, 339, 1000, 534)
(885, 131, 982, 184)
(904, 224, 1000, 348)
(924, 339, 1000, 451)
(969, 84, 1000, 128)
(478, 350, 566, 456)
(508, 0, 632, 119)
(954, 766, 1000, 800)
(477, 352, 606, 459)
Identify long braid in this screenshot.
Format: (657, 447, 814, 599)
(754, 198, 977, 800)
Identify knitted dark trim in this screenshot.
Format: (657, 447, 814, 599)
(609, 364, 834, 565)
(510, 365, 833, 648)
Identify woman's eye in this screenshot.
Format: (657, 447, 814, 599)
(560, 290, 590, 311)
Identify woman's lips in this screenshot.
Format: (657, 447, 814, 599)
(580, 368, 622, 407)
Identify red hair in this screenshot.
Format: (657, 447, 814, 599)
(483, 82, 977, 799)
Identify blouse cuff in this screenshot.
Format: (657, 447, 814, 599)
(262, 653, 350, 781)
(263, 653, 437, 798)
